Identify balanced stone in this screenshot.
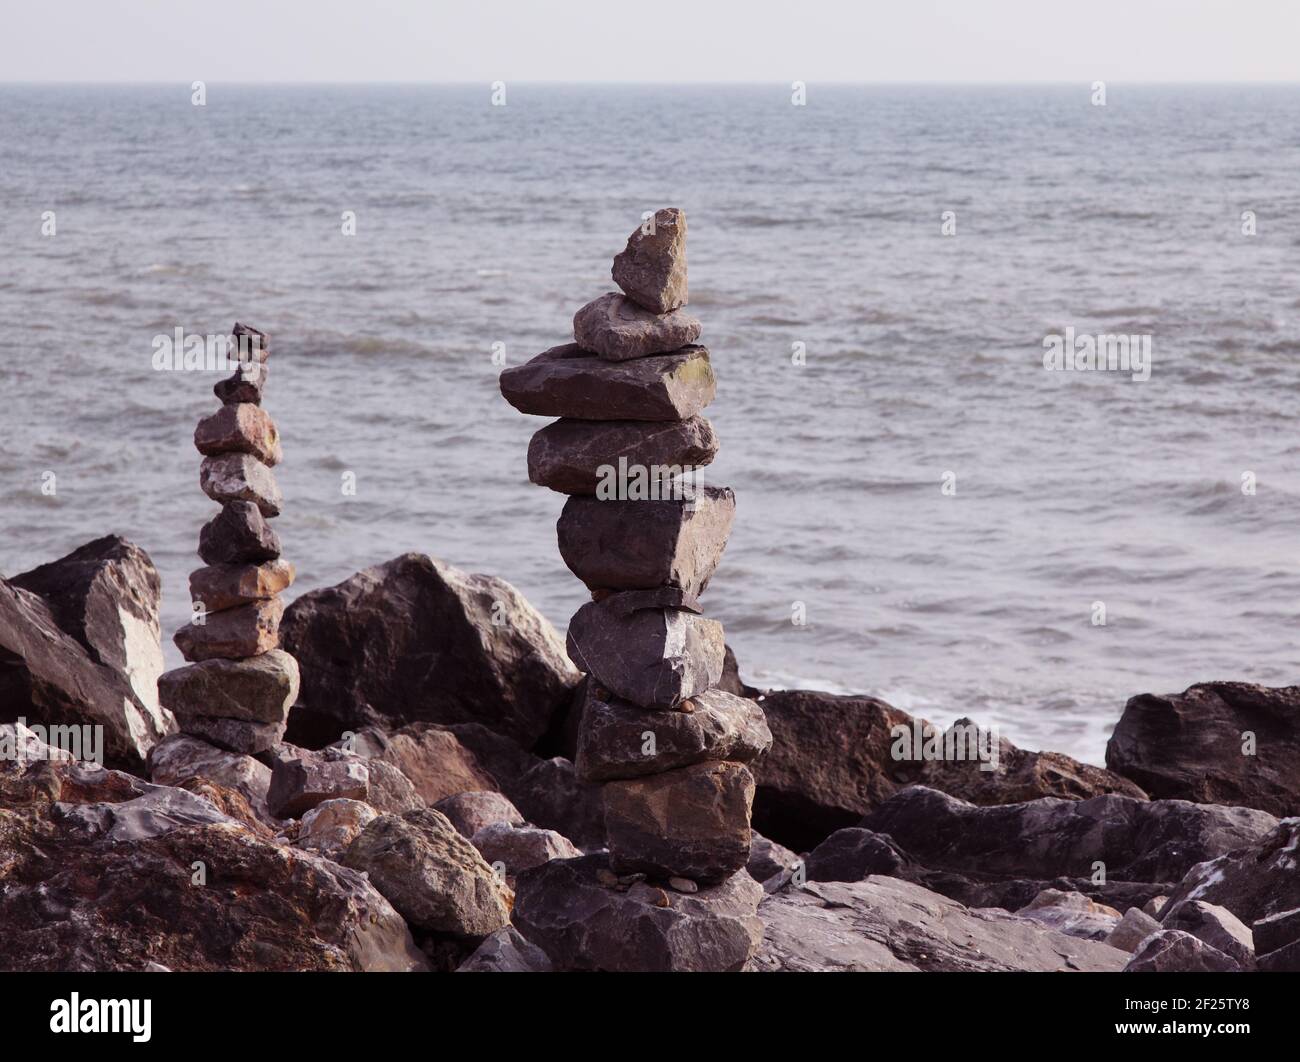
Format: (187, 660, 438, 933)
(603, 761, 755, 883)
(197, 500, 281, 566)
(195, 402, 282, 466)
(189, 559, 295, 613)
(576, 685, 772, 783)
(269, 755, 370, 819)
(566, 592, 724, 708)
(158, 649, 300, 724)
(214, 361, 267, 405)
(527, 416, 718, 496)
(180, 714, 287, 755)
(231, 321, 270, 359)
(558, 487, 735, 595)
(174, 597, 283, 662)
(611, 207, 688, 314)
(572, 293, 702, 361)
(501, 342, 715, 421)
(200, 453, 282, 517)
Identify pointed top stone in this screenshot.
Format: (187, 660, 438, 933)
(612, 208, 688, 315)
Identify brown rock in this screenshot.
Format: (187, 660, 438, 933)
(189, 559, 295, 612)
(269, 754, 369, 819)
(603, 761, 755, 883)
(214, 360, 267, 405)
(433, 791, 525, 838)
(1105, 907, 1163, 953)
(527, 416, 718, 496)
(194, 402, 282, 466)
(197, 500, 281, 566)
(1122, 929, 1244, 972)
(180, 714, 286, 755)
(159, 649, 299, 724)
(346, 724, 499, 805)
(611, 207, 688, 314)
(470, 822, 581, 878)
(174, 597, 283, 662)
(501, 341, 713, 419)
(199, 453, 282, 517)
(571, 293, 702, 361)
(566, 593, 724, 709)
(558, 487, 735, 595)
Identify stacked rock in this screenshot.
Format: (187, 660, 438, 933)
(500, 210, 772, 899)
(158, 324, 299, 756)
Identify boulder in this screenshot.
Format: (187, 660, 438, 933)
(718, 643, 760, 698)
(749, 877, 1127, 972)
(567, 594, 724, 709)
(501, 341, 713, 419)
(1254, 909, 1300, 972)
(1105, 907, 1163, 953)
(1013, 889, 1121, 941)
(147, 734, 273, 822)
(806, 827, 917, 883)
(0, 753, 425, 972)
(1162, 900, 1254, 968)
(174, 597, 283, 662)
(280, 554, 579, 748)
(159, 649, 299, 725)
(361, 759, 426, 815)
(557, 487, 735, 596)
(0, 578, 169, 770)
(189, 560, 294, 612)
(503, 756, 605, 849)
(10, 535, 166, 726)
(433, 791, 524, 838)
(603, 761, 754, 883)
(611, 207, 688, 314)
(1123, 929, 1244, 973)
(456, 927, 553, 972)
(197, 501, 281, 566)
(339, 723, 498, 805)
(747, 830, 798, 885)
(514, 853, 763, 972)
(297, 798, 377, 861)
(571, 293, 701, 361)
(1107, 682, 1300, 817)
(268, 754, 369, 819)
(194, 403, 282, 466)
(471, 822, 581, 878)
(199, 452, 282, 516)
(343, 808, 512, 937)
(575, 684, 771, 782)
(527, 416, 718, 496)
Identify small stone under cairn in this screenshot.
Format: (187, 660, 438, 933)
(159, 324, 299, 756)
(501, 210, 772, 972)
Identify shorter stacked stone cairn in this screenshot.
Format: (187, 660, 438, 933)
(159, 324, 299, 755)
(501, 210, 772, 969)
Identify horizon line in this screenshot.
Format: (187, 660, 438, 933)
(3, 79, 1300, 87)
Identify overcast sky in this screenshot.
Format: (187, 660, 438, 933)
(3, 0, 1298, 82)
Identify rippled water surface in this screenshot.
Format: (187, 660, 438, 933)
(3, 84, 1300, 763)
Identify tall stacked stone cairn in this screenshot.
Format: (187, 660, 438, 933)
(501, 210, 773, 971)
(158, 323, 300, 756)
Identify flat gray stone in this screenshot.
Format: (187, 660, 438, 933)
(572, 293, 701, 361)
(159, 649, 299, 724)
(527, 416, 718, 496)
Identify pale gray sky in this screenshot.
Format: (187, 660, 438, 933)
(3, 0, 1298, 82)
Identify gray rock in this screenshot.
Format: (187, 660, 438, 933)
(571, 293, 701, 361)
(1013, 889, 1122, 941)
(1123, 929, 1245, 972)
(56, 783, 234, 842)
(1254, 908, 1300, 972)
(527, 416, 718, 496)
(173, 597, 283, 662)
(603, 761, 754, 883)
(558, 487, 735, 596)
(194, 402, 282, 466)
(514, 853, 763, 971)
(433, 791, 524, 838)
(214, 359, 267, 405)
(1105, 907, 1163, 953)
(505, 756, 605, 849)
(749, 877, 1127, 972)
(456, 927, 553, 972)
(1143, 895, 1168, 918)
(181, 714, 286, 756)
(611, 207, 688, 314)
(189, 559, 295, 613)
(502, 340, 712, 418)
(297, 798, 377, 860)
(362, 759, 426, 814)
(566, 594, 723, 709)
(470, 821, 580, 877)
(576, 684, 771, 782)
(199, 452, 282, 517)
(269, 755, 369, 819)
(147, 734, 273, 821)
(343, 808, 512, 937)
(1162, 900, 1255, 968)
(197, 500, 281, 566)
(159, 649, 299, 724)
(747, 830, 798, 884)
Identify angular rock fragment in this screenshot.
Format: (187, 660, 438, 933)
(470, 822, 580, 878)
(268, 754, 369, 819)
(603, 761, 754, 883)
(214, 360, 267, 405)
(147, 733, 273, 822)
(197, 500, 281, 566)
(1105, 907, 1163, 953)
(339, 723, 499, 805)
(1122, 929, 1244, 972)
(199, 452, 282, 516)
(747, 830, 798, 885)
(566, 594, 723, 709)
(195, 402, 282, 466)
(513, 853, 763, 972)
(527, 415, 718, 496)
(189, 559, 295, 612)
(1162, 900, 1255, 968)
(572, 293, 702, 361)
(159, 649, 299, 725)
(297, 798, 377, 860)
(433, 790, 525, 838)
(611, 207, 688, 314)
(558, 487, 735, 595)
(343, 808, 512, 937)
(576, 684, 771, 782)
(174, 597, 283, 662)
(502, 341, 714, 420)
(456, 927, 553, 972)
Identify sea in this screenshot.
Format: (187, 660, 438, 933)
(3, 82, 1299, 765)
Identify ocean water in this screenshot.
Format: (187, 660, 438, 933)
(3, 83, 1300, 765)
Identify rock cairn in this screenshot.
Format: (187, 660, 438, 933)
(501, 210, 772, 968)
(158, 324, 300, 756)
